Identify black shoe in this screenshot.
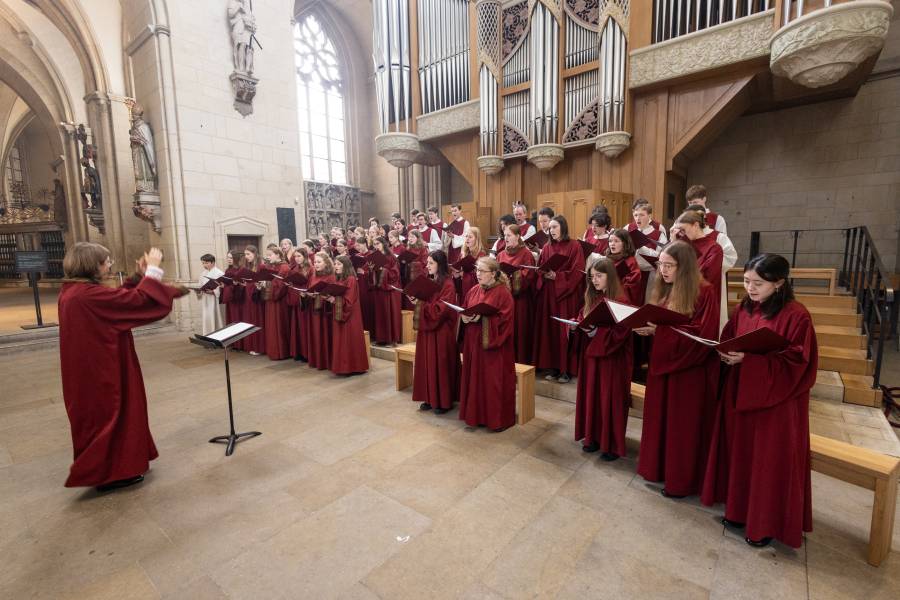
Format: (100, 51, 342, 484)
(745, 536, 773, 548)
(419, 402, 432, 411)
(434, 408, 449, 415)
(600, 452, 619, 462)
(582, 442, 600, 453)
(722, 517, 745, 529)
(96, 475, 144, 492)
(557, 373, 571, 384)
(660, 488, 686, 499)
(492, 426, 509, 433)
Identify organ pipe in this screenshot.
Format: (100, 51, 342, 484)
(417, 0, 471, 115)
(373, 0, 411, 133)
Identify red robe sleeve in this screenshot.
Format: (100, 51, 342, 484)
(695, 239, 724, 289)
(334, 277, 359, 323)
(270, 264, 291, 302)
(417, 278, 458, 331)
(82, 277, 175, 332)
(618, 257, 644, 306)
(650, 284, 719, 375)
(477, 286, 514, 350)
(735, 304, 818, 412)
(551, 242, 585, 302)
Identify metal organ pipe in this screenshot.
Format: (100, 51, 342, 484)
(417, 0, 471, 115)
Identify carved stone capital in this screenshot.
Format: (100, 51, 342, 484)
(770, 1, 893, 89)
(629, 10, 773, 89)
(595, 131, 631, 158)
(230, 72, 259, 117)
(526, 143, 564, 170)
(477, 155, 505, 175)
(375, 132, 422, 168)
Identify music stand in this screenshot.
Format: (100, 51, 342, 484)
(190, 322, 262, 456)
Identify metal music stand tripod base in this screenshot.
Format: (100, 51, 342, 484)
(190, 324, 262, 457)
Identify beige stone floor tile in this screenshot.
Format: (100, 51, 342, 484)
(283, 457, 385, 513)
(458, 582, 511, 599)
(806, 539, 900, 600)
(160, 575, 228, 600)
(708, 535, 808, 600)
(58, 563, 161, 600)
(534, 394, 577, 424)
(479, 495, 604, 599)
(0, 443, 11, 468)
(843, 411, 896, 429)
(2, 413, 72, 463)
(334, 582, 383, 600)
(282, 413, 395, 465)
(209, 485, 432, 600)
(523, 421, 589, 472)
(438, 419, 549, 467)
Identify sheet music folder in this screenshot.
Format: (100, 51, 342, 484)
(192, 322, 261, 348)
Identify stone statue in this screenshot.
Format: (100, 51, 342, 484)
(81, 158, 101, 210)
(53, 178, 68, 231)
(129, 103, 157, 194)
(228, 0, 257, 74)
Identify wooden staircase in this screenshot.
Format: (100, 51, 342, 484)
(727, 268, 882, 408)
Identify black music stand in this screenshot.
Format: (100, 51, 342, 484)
(190, 322, 262, 456)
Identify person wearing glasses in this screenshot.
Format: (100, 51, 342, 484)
(702, 254, 816, 549)
(633, 241, 720, 499)
(458, 257, 516, 432)
(58, 244, 180, 492)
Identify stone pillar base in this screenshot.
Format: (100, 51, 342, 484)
(477, 155, 504, 175)
(526, 144, 564, 171)
(595, 131, 631, 158)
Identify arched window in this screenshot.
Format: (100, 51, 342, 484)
(294, 14, 347, 185)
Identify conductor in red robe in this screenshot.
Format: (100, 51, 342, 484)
(412, 251, 461, 413)
(327, 256, 369, 375)
(497, 224, 536, 364)
(58, 244, 176, 491)
(458, 257, 516, 431)
(574, 258, 633, 459)
(702, 254, 816, 548)
(532, 215, 586, 383)
(635, 242, 720, 498)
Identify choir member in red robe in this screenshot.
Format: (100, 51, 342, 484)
(261, 247, 291, 360)
(532, 215, 586, 383)
(411, 251, 461, 413)
(583, 211, 612, 255)
(239, 245, 266, 355)
(453, 227, 487, 304)
(286, 248, 312, 361)
(490, 214, 516, 255)
(458, 257, 517, 431)
(627, 200, 668, 301)
(355, 237, 376, 334)
(671, 210, 724, 311)
(388, 229, 406, 261)
(327, 256, 370, 375)
(498, 224, 536, 364)
(304, 251, 336, 370)
(701, 254, 815, 548)
(635, 242, 720, 498)
(316, 233, 334, 257)
(334, 238, 350, 259)
(605, 230, 643, 306)
(59, 244, 176, 490)
(370, 237, 402, 345)
(574, 258, 634, 459)
(401, 230, 429, 310)
(280, 238, 296, 266)
(446, 204, 469, 266)
(219, 250, 244, 326)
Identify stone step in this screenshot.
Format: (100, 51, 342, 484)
(840, 373, 884, 408)
(0, 322, 175, 356)
(815, 325, 867, 349)
(727, 301, 862, 327)
(819, 345, 874, 376)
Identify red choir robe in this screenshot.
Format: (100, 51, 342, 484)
(701, 301, 816, 547)
(498, 244, 536, 364)
(458, 282, 516, 429)
(584, 228, 611, 254)
(371, 253, 403, 344)
(614, 256, 644, 306)
(330, 276, 370, 375)
(400, 244, 428, 310)
(531, 239, 586, 374)
(627, 222, 666, 299)
(262, 263, 292, 360)
(59, 276, 175, 487)
(637, 283, 720, 496)
(446, 218, 468, 265)
(413, 277, 461, 410)
(458, 250, 487, 304)
(286, 266, 311, 361)
(306, 272, 336, 369)
(574, 295, 634, 456)
(691, 233, 724, 311)
(219, 267, 244, 326)
(357, 253, 376, 334)
(238, 269, 266, 353)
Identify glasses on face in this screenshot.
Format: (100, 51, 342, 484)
(657, 261, 677, 271)
(475, 268, 491, 274)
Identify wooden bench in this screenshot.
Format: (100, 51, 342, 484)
(401, 310, 415, 344)
(628, 383, 899, 566)
(394, 343, 535, 425)
(727, 267, 837, 295)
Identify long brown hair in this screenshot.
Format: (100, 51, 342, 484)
(243, 245, 261, 270)
(294, 246, 311, 273)
(649, 241, 704, 315)
(313, 251, 334, 275)
(606, 229, 635, 258)
(462, 226, 485, 258)
(63, 242, 110, 281)
(334, 255, 355, 281)
(583, 257, 623, 310)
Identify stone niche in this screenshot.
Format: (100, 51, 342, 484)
(770, 1, 894, 89)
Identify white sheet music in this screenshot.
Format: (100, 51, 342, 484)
(204, 322, 257, 343)
(552, 316, 579, 326)
(442, 300, 466, 313)
(605, 299, 638, 323)
(673, 329, 719, 347)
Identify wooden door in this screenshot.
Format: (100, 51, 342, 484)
(227, 234, 262, 255)
(564, 190, 594, 238)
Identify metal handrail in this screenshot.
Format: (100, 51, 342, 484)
(750, 226, 896, 390)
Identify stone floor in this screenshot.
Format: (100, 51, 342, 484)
(2, 331, 900, 600)
(0, 285, 59, 334)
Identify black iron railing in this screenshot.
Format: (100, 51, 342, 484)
(750, 227, 896, 389)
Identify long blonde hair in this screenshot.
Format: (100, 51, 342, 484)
(648, 241, 704, 315)
(313, 251, 334, 275)
(476, 256, 509, 288)
(462, 226, 485, 258)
